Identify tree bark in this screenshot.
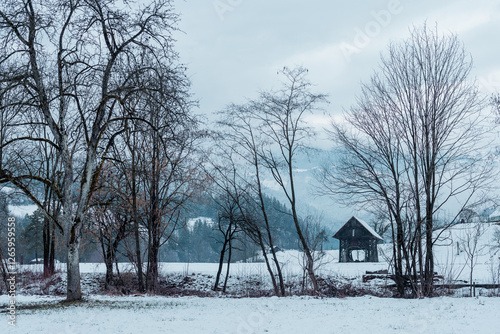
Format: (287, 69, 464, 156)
(213, 237, 228, 291)
(257, 232, 279, 296)
(66, 237, 82, 301)
(222, 237, 232, 293)
(255, 162, 285, 296)
(131, 137, 144, 292)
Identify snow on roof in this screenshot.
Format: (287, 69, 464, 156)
(352, 216, 383, 240)
(489, 208, 500, 220)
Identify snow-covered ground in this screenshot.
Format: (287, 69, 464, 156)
(1, 294, 500, 333)
(21, 223, 500, 286)
(433, 222, 500, 284)
(2, 222, 500, 332)
(16, 257, 392, 298)
(9, 222, 500, 303)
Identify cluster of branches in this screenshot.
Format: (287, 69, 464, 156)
(317, 25, 496, 297)
(210, 67, 328, 295)
(89, 74, 206, 292)
(0, 0, 203, 300)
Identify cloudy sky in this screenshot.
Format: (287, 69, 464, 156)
(173, 0, 500, 148)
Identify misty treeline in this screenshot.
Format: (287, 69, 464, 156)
(0, 0, 497, 301)
(167, 195, 304, 264)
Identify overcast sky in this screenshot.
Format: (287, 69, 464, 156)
(173, 0, 500, 148)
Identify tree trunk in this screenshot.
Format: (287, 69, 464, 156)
(269, 243, 285, 296)
(146, 187, 161, 292)
(424, 214, 434, 296)
(469, 257, 474, 296)
(104, 250, 114, 289)
(222, 238, 232, 293)
(49, 223, 55, 275)
(213, 237, 228, 291)
(66, 238, 82, 301)
(257, 232, 279, 296)
(414, 155, 424, 296)
(146, 122, 160, 292)
(255, 165, 285, 296)
(134, 217, 144, 292)
(43, 210, 56, 278)
(62, 138, 82, 301)
(43, 215, 51, 278)
(131, 133, 144, 292)
(390, 219, 405, 297)
(146, 234, 160, 292)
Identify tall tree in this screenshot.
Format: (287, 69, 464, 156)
(255, 67, 328, 293)
(87, 161, 132, 290)
(317, 25, 494, 297)
(0, 0, 184, 301)
(214, 115, 287, 296)
(220, 67, 328, 293)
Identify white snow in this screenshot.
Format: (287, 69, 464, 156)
(489, 208, 500, 221)
(20, 250, 389, 280)
(1, 294, 500, 333)
(293, 168, 308, 173)
(2, 222, 500, 333)
(7, 204, 38, 218)
(433, 222, 500, 284)
(353, 216, 383, 240)
(0, 186, 15, 194)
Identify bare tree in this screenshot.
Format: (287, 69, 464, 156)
(140, 108, 204, 292)
(0, 0, 184, 301)
(91, 67, 203, 293)
(369, 212, 391, 241)
(210, 180, 243, 293)
(117, 119, 146, 292)
(216, 109, 287, 296)
(87, 161, 133, 290)
(207, 145, 275, 293)
(299, 213, 329, 291)
(457, 220, 487, 296)
(317, 25, 494, 297)
(237, 66, 328, 293)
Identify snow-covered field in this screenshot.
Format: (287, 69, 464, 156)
(15, 255, 394, 298)
(2, 294, 500, 333)
(2, 222, 500, 333)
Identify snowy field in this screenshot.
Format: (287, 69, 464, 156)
(2, 294, 500, 333)
(2, 222, 500, 333)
